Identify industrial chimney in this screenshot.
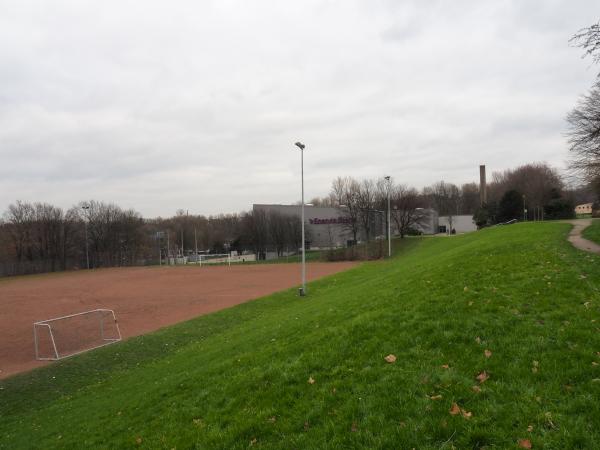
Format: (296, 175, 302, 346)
(479, 165, 487, 206)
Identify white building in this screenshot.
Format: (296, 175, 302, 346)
(438, 215, 477, 234)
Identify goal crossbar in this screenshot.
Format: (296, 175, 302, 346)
(33, 309, 122, 361)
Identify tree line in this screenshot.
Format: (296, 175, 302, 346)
(1, 162, 593, 277)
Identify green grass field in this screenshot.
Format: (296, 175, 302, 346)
(582, 219, 600, 245)
(2, 222, 600, 449)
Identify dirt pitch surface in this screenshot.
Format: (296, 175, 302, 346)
(0, 262, 356, 379)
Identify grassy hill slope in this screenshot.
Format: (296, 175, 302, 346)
(582, 219, 600, 245)
(2, 223, 600, 449)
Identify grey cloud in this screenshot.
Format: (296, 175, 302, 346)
(0, 0, 599, 217)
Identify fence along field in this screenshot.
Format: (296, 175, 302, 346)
(0, 262, 356, 379)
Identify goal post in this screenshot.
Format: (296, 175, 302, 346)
(33, 309, 122, 361)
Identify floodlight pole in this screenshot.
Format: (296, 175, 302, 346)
(385, 176, 391, 258)
(81, 204, 90, 269)
(295, 141, 306, 296)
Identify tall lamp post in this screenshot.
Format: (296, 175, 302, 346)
(81, 204, 90, 269)
(294, 141, 306, 296)
(384, 176, 391, 257)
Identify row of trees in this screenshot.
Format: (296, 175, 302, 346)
(0, 200, 147, 276)
(0, 161, 590, 276)
(0, 201, 307, 276)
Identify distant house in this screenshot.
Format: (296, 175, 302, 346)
(575, 203, 593, 215)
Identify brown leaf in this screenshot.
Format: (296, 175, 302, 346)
(449, 403, 461, 415)
(527, 425, 534, 432)
(476, 371, 489, 383)
(384, 354, 397, 363)
(429, 395, 443, 400)
(351, 421, 359, 432)
(304, 421, 310, 431)
(135, 437, 142, 445)
(441, 364, 450, 369)
(461, 409, 472, 419)
(308, 376, 315, 384)
(471, 385, 481, 393)
(518, 438, 532, 449)
(267, 416, 276, 423)
(250, 438, 257, 446)
(475, 336, 482, 344)
(484, 349, 492, 358)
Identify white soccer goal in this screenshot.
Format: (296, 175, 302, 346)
(33, 309, 122, 361)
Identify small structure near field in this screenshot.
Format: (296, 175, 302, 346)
(575, 203, 593, 216)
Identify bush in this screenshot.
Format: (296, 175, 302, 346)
(544, 198, 575, 220)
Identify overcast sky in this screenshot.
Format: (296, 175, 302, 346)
(1, 1, 598, 217)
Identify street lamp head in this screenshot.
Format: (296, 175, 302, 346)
(294, 141, 305, 150)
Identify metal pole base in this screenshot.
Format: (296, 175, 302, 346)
(299, 288, 306, 297)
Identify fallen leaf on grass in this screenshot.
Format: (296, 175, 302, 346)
(472, 385, 481, 393)
(449, 403, 472, 418)
(267, 416, 276, 423)
(308, 377, 315, 384)
(250, 438, 257, 446)
(135, 437, 142, 445)
(476, 371, 489, 383)
(527, 425, 534, 432)
(384, 354, 397, 363)
(351, 422, 359, 432)
(304, 421, 310, 431)
(475, 336, 482, 344)
(593, 362, 599, 366)
(518, 438, 532, 448)
(441, 364, 450, 369)
(484, 349, 492, 358)
(429, 395, 443, 400)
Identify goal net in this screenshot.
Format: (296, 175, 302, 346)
(34, 309, 122, 360)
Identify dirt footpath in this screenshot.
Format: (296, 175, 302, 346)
(564, 219, 600, 254)
(0, 262, 356, 379)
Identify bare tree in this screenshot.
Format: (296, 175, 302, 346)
(459, 183, 480, 215)
(567, 22, 600, 189)
(356, 179, 378, 242)
(570, 21, 600, 66)
(425, 181, 460, 232)
(330, 177, 361, 243)
(390, 185, 427, 238)
(566, 79, 600, 185)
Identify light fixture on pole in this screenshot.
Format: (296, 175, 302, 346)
(294, 141, 306, 296)
(384, 176, 391, 257)
(81, 204, 90, 269)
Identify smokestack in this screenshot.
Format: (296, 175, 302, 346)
(479, 165, 487, 206)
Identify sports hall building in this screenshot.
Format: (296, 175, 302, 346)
(253, 204, 439, 248)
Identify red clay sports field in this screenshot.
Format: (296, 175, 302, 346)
(0, 262, 356, 379)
